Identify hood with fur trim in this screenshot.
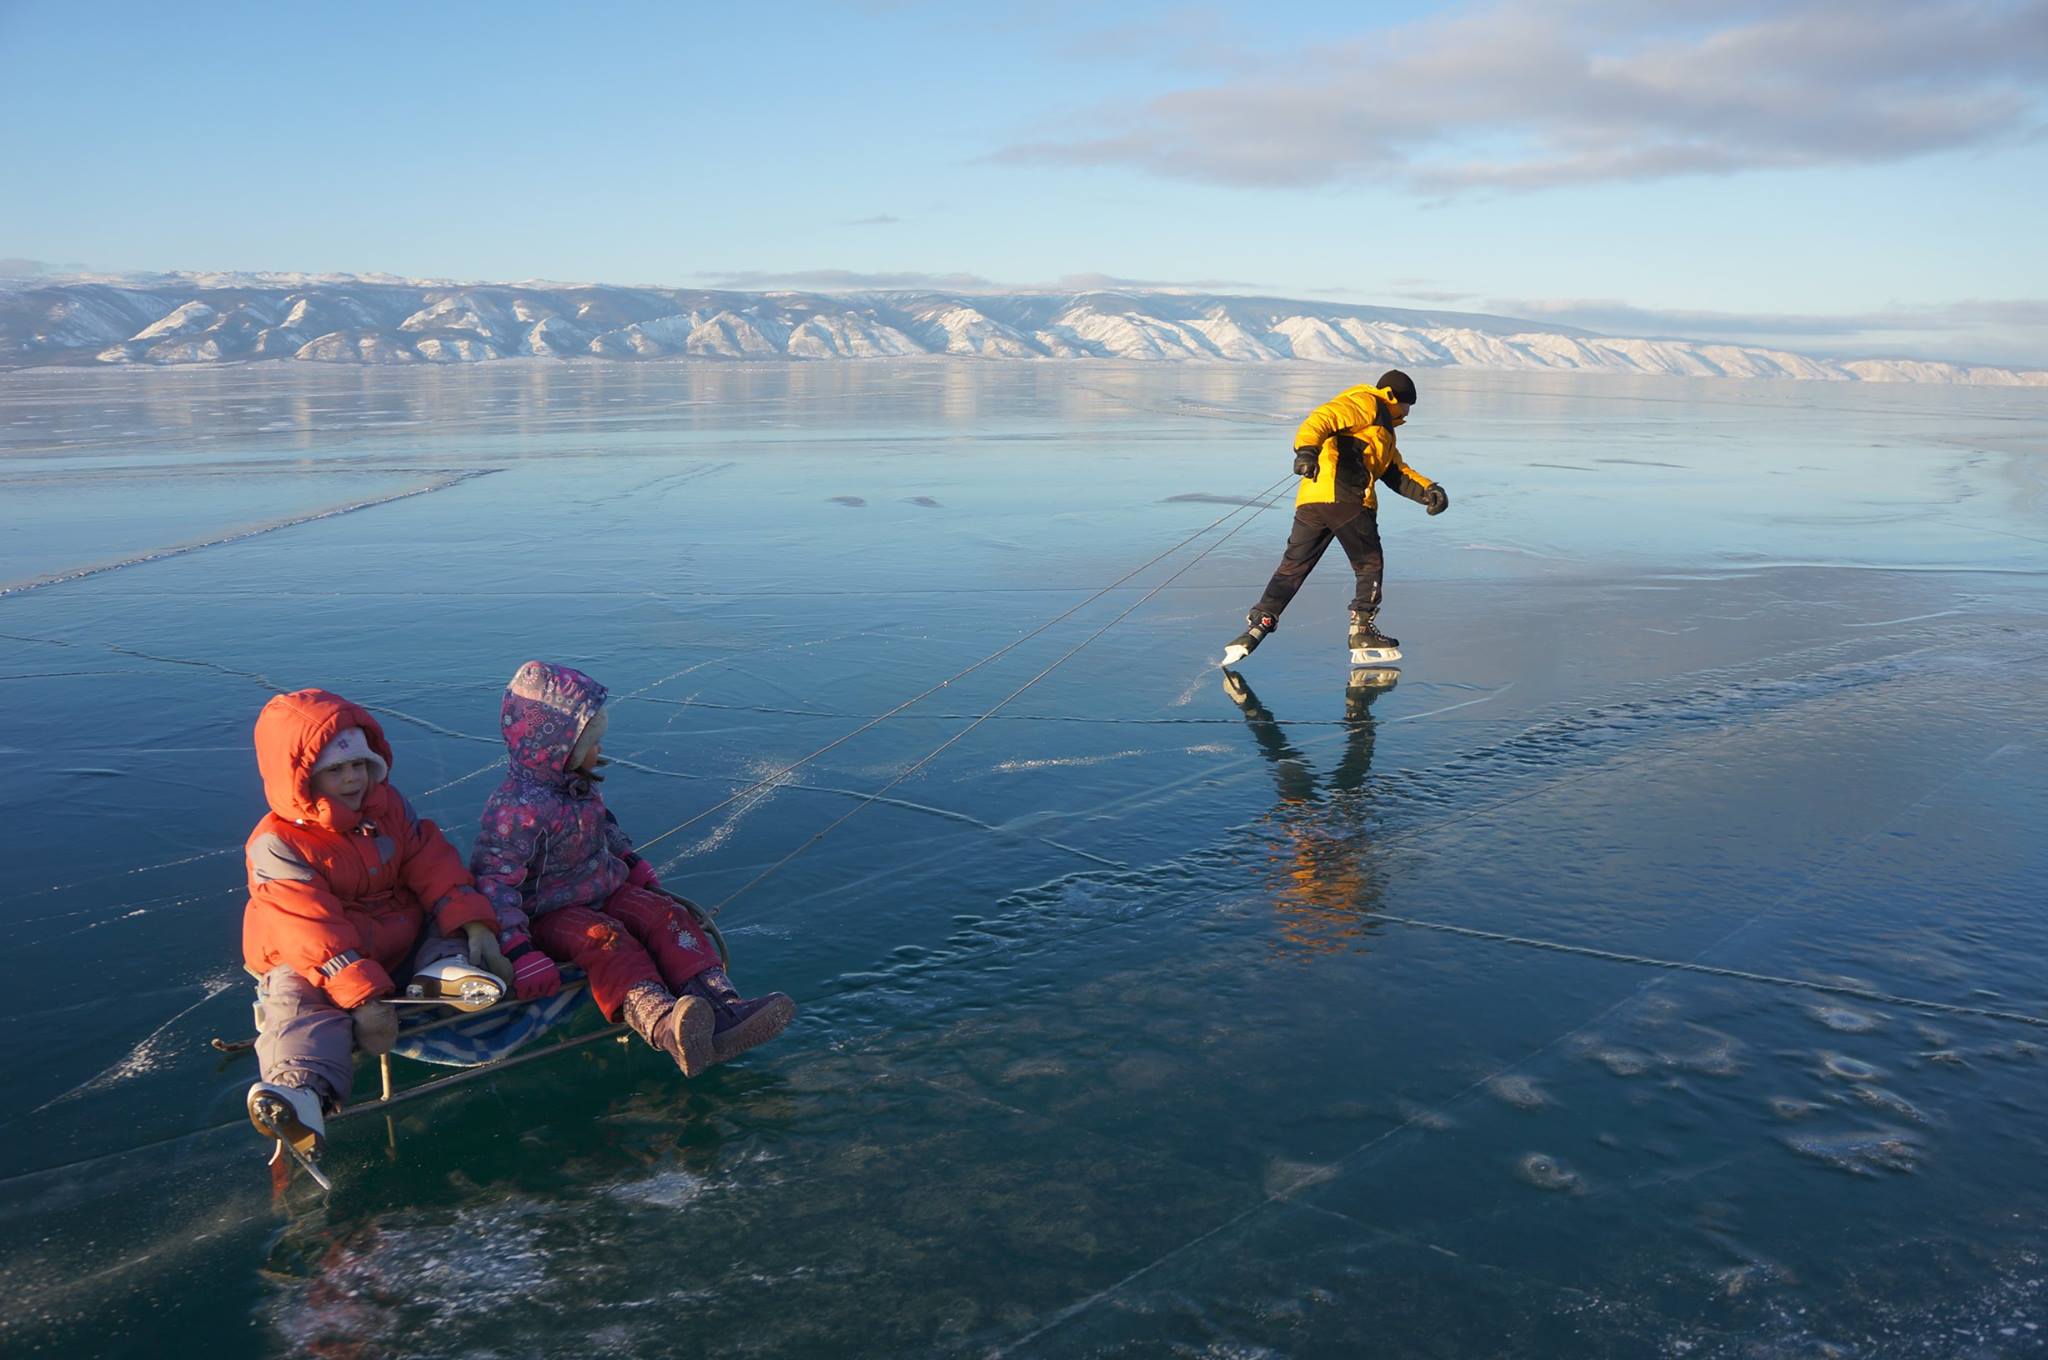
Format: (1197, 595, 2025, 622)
(253, 689, 396, 833)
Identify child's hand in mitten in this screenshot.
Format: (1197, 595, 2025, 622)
(352, 999, 398, 1055)
(503, 935, 563, 1000)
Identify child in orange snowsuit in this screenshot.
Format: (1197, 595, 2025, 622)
(240, 689, 512, 1164)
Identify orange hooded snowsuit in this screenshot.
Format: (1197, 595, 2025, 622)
(241, 690, 496, 1009)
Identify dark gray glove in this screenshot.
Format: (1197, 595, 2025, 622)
(1292, 446, 1320, 477)
(352, 999, 398, 1055)
(1425, 484, 1449, 516)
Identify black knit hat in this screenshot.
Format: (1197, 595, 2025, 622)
(1377, 370, 1417, 404)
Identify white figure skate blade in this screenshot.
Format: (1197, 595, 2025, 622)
(1348, 644, 1403, 666)
(403, 961, 507, 1012)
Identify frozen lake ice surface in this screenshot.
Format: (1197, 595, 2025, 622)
(1, 360, 2045, 1358)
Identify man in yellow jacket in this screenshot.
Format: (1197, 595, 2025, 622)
(1223, 370, 1448, 664)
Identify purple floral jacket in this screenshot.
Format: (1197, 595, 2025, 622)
(470, 661, 638, 936)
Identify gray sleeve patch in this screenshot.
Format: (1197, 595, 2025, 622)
(249, 833, 317, 884)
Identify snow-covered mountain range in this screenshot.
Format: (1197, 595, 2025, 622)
(2, 276, 2041, 386)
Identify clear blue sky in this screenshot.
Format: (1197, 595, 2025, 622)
(3, 0, 2044, 364)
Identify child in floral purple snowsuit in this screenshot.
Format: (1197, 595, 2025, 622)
(470, 660, 794, 1076)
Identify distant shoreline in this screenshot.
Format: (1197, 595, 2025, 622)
(7, 352, 2048, 393)
(6, 280, 2043, 388)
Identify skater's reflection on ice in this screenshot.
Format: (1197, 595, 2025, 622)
(1223, 668, 1399, 956)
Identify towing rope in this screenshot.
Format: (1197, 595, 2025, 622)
(710, 475, 1297, 912)
(632, 473, 1295, 861)
(1375, 915, 2048, 1030)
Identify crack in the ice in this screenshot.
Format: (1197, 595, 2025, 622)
(581, 459, 735, 508)
(0, 469, 500, 599)
(619, 754, 1124, 871)
(796, 623, 2026, 1044)
(629, 477, 1295, 862)
(25, 977, 241, 1115)
(1, 629, 280, 690)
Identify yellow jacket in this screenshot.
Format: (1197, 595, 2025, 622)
(1292, 384, 1435, 515)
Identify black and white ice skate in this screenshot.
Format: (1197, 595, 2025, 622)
(1221, 612, 1277, 667)
(1348, 612, 1403, 668)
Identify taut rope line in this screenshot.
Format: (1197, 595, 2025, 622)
(711, 476, 1297, 912)
(1375, 915, 2048, 1029)
(634, 474, 1295, 860)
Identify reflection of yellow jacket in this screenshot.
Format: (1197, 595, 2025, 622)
(1292, 384, 1435, 513)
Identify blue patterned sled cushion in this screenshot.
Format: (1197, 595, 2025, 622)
(390, 976, 597, 1068)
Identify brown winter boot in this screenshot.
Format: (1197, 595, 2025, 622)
(683, 968, 795, 1065)
(622, 982, 715, 1078)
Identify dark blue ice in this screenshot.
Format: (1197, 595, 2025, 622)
(1, 362, 2044, 1357)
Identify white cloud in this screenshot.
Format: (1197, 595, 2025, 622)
(993, 0, 2048, 191)
(1048, 8, 1266, 74)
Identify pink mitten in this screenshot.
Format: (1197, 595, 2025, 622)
(502, 934, 563, 1000)
(627, 857, 661, 891)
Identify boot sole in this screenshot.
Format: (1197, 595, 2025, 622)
(712, 995, 796, 1065)
(667, 996, 717, 1078)
(248, 1090, 321, 1158)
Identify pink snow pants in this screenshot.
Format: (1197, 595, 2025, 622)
(532, 883, 722, 1021)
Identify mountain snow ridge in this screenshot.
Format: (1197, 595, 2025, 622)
(1, 277, 2041, 387)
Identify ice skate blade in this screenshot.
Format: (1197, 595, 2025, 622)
(403, 968, 506, 1012)
(387, 991, 500, 1011)
(1348, 645, 1403, 666)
